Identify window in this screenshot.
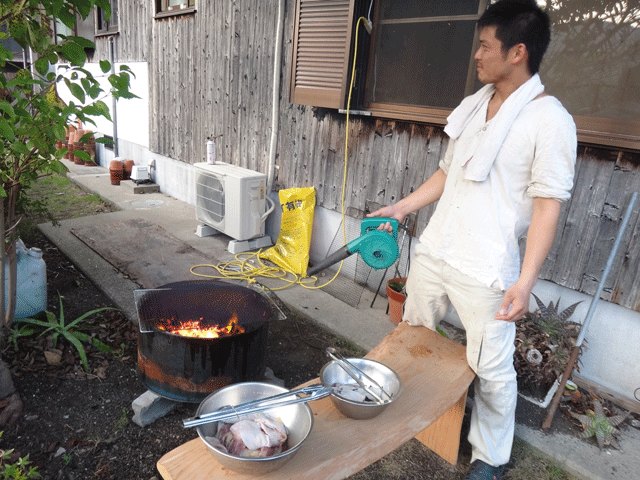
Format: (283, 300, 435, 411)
(290, 0, 640, 151)
(155, 0, 196, 17)
(364, 0, 487, 123)
(539, 1, 640, 150)
(96, 0, 119, 35)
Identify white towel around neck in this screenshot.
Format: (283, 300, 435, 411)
(444, 74, 544, 182)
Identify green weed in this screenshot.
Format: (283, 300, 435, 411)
(11, 294, 116, 371)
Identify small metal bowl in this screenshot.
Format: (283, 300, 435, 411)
(195, 382, 314, 475)
(319, 357, 403, 420)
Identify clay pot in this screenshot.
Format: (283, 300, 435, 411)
(123, 159, 135, 181)
(110, 160, 123, 185)
(386, 277, 407, 326)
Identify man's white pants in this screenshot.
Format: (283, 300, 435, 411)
(403, 245, 517, 467)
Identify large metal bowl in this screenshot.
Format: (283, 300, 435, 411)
(195, 382, 314, 475)
(319, 357, 403, 420)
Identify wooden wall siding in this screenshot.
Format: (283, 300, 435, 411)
(538, 147, 640, 311)
(143, 0, 278, 170)
(93, 0, 151, 62)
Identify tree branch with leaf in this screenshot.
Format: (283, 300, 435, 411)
(0, 0, 136, 427)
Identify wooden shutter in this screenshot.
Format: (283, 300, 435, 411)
(290, 0, 356, 109)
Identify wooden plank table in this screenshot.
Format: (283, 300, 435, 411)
(157, 322, 475, 480)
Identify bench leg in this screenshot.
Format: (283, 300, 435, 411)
(415, 389, 468, 465)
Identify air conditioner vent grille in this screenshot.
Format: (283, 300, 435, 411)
(196, 173, 224, 224)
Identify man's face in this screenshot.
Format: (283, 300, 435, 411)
(474, 26, 512, 84)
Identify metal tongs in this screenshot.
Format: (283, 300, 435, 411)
(325, 347, 393, 405)
(182, 384, 332, 428)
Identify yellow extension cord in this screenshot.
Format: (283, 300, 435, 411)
(190, 17, 367, 293)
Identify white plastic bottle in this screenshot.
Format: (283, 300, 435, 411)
(4, 240, 47, 318)
(206, 137, 215, 164)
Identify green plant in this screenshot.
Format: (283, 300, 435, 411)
(387, 279, 405, 295)
(62, 455, 72, 467)
(514, 294, 582, 398)
(568, 398, 629, 450)
(0, 432, 41, 479)
(6, 325, 38, 350)
(0, 0, 136, 419)
(0, 0, 136, 326)
(11, 294, 115, 371)
(114, 409, 130, 434)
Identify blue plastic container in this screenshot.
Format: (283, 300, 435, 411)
(3, 239, 47, 319)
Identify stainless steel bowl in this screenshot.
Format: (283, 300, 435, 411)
(319, 357, 403, 420)
(195, 382, 314, 475)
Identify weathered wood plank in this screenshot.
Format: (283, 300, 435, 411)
(581, 151, 633, 300)
(550, 150, 616, 290)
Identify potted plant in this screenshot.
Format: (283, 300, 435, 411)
(386, 277, 406, 325)
(514, 293, 582, 406)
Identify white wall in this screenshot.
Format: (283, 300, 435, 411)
(56, 61, 149, 149)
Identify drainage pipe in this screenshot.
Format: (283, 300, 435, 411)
(110, 37, 119, 157)
(266, 0, 285, 194)
(542, 191, 638, 431)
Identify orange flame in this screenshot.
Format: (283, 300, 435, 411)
(157, 313, 245, 338)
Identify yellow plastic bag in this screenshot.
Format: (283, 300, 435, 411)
(260, 187, 316, 276)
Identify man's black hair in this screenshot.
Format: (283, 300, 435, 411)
(478, 0, 551, 75)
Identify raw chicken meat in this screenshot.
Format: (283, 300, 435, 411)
(209, 413, 289, 458)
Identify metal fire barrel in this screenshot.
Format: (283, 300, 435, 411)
(135, 280, 276, 403)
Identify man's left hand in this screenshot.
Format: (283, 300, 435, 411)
(495, 281, 531, 322)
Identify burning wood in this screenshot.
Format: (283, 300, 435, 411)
(156, 314, 245, 338)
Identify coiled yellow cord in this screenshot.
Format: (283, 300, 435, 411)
(191, 17, 367, 292)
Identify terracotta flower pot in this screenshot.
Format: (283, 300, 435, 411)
(110, 160, 124, 185)
(386, 277, 407, 326)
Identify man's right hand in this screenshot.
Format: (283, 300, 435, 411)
(366, 205, 405, 232)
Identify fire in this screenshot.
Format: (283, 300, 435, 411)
(157, 313, 245, 338)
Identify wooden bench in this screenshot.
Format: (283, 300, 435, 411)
(157, 322, 475, 480)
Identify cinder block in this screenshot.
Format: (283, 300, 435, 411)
(132, 390, 179, 427)
(121, 180, 160, 194)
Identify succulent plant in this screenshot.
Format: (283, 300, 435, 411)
(568, 398, 629, 450)
(514, 294, 582, 398)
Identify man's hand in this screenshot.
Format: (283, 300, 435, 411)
(365, 168, 448, 232)
(495, 280, 531, 322)
(366, 205, 405, 232)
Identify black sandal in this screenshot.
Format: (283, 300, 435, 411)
(464, 460, 506, 480)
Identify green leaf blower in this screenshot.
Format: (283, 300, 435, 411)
(307, 218, 400, 277)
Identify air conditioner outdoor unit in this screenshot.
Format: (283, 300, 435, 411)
(194, 162, 274, 253)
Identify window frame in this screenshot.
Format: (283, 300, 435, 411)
(362, 4, 488, 124)
(154, 0, 196, 19)
(95, 0, 119, 37)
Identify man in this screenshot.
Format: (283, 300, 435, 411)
(368, 1, 576, 479)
